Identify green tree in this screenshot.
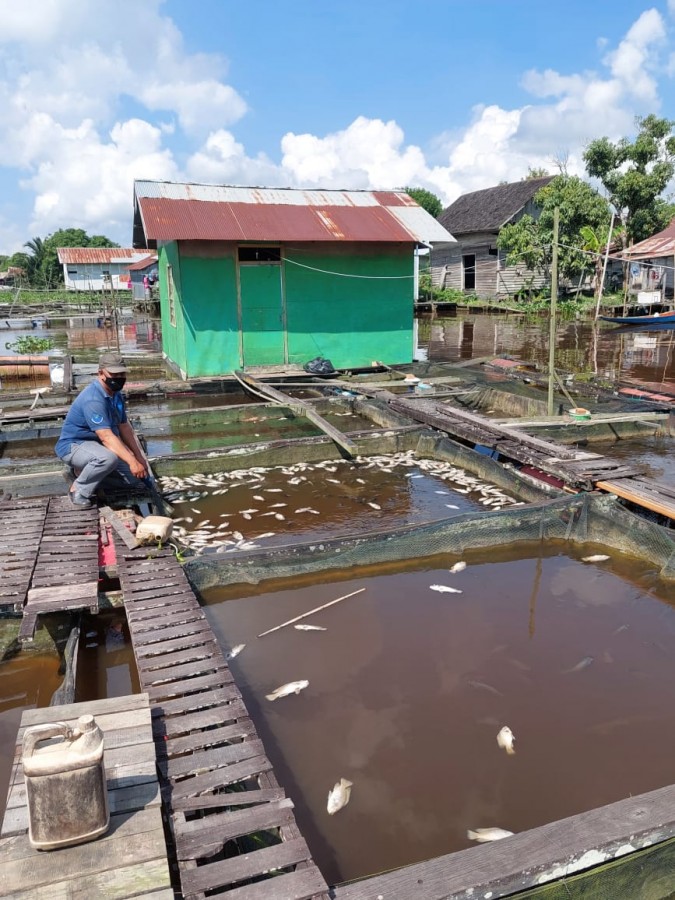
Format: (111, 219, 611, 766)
(523, 167, 550, 179)
(403, 187, 443, 219)
(583, 114, 675, 244)
(497, 175, 610, 287)
(580, 221, 624, 297)
(23, 236, 47, 284)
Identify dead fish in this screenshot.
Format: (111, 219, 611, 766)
(232, 530, 244, 541)
(227, 644, 245, 659)
(239, 509, 259, 515)
(242, 513, 252, 520)
(191, 507, 201, 514)
(582, 555, 610, 563)
(274, 513, 285, 521)
(326, 478, 341, 484)
(497, 726, 515, 755)
(368, 502, 381, 510)
(294, 624, 327, 631)
(445, 504, 460, 510)
(613, 624, 629, 635)
(467, 680, 503, 697)
(563, 655, 594, 674)
(265, 680, 309, 701)
(449, 561, 466, 573)
(467, 828, 514, 843)
(269, 502, 287, 508)
(196, 520, 210, 528)
(327, 778, 353, 815)
(356, 478, 366, 484)
(265, 488, 283, 493)
(429, 584, 463, 594)
(295, 507, 313, 513)
(253, 495, 264, 501)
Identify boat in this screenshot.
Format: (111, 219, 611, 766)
(599, 309, 675, 326)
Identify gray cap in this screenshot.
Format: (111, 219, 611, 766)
(99, 351, 127, 374)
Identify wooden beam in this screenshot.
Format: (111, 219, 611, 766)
(100, 506, 140, 549)
(234, 370, 357, 458)
(596, 479, 675, 520)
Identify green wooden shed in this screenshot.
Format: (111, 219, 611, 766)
(132, 181, 454, 378)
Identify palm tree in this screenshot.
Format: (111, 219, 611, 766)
(580, 222, 623, 298)
(23, 237, 46, 286)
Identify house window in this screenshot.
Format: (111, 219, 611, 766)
(167, 264, 176, 327)
(67, 269, 77, 275)
(463, 254, 476, 291)
(238, 246, 281, 263)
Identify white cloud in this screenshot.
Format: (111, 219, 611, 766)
(0, 2, 672, 246)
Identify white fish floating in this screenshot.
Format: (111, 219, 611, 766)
(445, 504, 460, 510)
(196, 520, 210, 528)
(295, 507, 313, 513)
(228, 644, 245, 659)
(265, 488, 283, 493)
(449, 562, 466, 573)
(274, 513, 285, 521)
(232, 531, 244, 541)
(265, 680, 309, 701)
(253, 495, 264, 501)
(467, 828, 514, 843)
(368, 502, 381, 510)
(429, 584, 463, 594)
(582, 554, 610, 563)
(327, 778, 353, 815)
(497, 726, 516, 755)
(294, 624, 327, 631)
(191, 508, 201, 514)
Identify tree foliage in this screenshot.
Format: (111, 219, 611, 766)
(21, 228, 119, 287)
(497, 175, 610, 285)
(523, 167, 550, 179)
(583, 114, 675, 244)
(403, 187, 443, 219)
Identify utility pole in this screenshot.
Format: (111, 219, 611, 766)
(547, 206, 559, 416)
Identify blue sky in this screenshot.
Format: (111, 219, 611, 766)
(0, 0, 673, 252)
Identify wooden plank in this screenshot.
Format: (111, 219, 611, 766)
(135, 631, 218, 658)
(168, 755, 273, 802)
(125, 591, 198, 613)
(20, 693, 150, 726)
(154, 683, 242, 716)
(173, 787, 284, 813)
(101, 506, 139, 549)
(138, 647, 225, 675)
(131, 618, 211, 646)
(162, 738, 265, 780)
(180, 836, 313, 896)
(176, 798, 295, 859)
(204, 865, 328, 900)
(153, 701, 249, 738)
(130, 608, 206, 634)
(140, 656, 230, 684)
(235, 370, 357, 458)
(26, 581, 98, 604)
(146, 670, 229, 701)
(163, 718, 255, 757)
(597, 479, 675, 519)
(333, 782, 675, 900)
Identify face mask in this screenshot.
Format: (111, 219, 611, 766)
(104, 376, 126, 393)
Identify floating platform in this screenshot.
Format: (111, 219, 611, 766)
(0, 693, 172, 898)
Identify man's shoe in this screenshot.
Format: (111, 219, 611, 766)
(69, 492, 94, 509)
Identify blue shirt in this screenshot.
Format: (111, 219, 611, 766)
(55, 380, 128, 458)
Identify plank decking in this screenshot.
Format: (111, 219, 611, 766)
(116, 541, 329, 900)
(0, 693, 172, 898)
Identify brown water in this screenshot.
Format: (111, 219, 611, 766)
(162, 455, 520, 553)
(417, 313, 675, 388)
(75, 612, 140, 702)
(0, 653, 64, 821)
(201, 547, 675, 884)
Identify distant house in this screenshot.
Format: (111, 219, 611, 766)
(57, 248, 151, 291)
(618, 219, 675, 302)
(127, 255, 158, 303)
(132, 180, 454, 378)
(430, 176, 554, 298)
(0, 266, 25, 287)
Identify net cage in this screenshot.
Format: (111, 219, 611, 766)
(185, 491, 675, 592)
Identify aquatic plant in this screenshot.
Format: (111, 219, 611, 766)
(4, 335, 53, 354)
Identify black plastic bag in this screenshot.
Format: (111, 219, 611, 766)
(303, 356, 336, 375)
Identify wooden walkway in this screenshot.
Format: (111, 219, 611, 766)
(0, 693, 172, 898)
(116, 541, 329, 900)
(388, 396, 675, 520)
(0, 495, 99, 642)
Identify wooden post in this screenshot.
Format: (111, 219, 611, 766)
(547, 207, 559, 417)
(594, 209, 615, 320)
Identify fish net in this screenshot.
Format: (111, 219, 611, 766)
(512, 835, 675, 899)
(185, 491, 675, 591)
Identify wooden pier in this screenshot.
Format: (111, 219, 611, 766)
(116, 540, 329, 900)
(0, 495, 100, 641)
(0, 693, 172, 898)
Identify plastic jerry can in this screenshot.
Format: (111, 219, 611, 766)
(22, 714, 109, 850)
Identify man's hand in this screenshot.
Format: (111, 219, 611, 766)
(130, 458, 147, 479)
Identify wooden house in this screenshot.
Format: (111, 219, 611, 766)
(618, 219, 675, 304)
(430, 176, 554, 298)
(127, 255, 158, 303)
(132, 180, 454, 378)
(57, 248, 150, 292)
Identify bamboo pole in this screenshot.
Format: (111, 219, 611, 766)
(547, 207, 559, 416)
(594, 209, 615, 320)
(258, 588, 365, 638)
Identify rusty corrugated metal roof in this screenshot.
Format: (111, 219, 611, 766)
(57, 248, 150, 264)
(133, 181, 455, 245)
(621, 220, 675, 260)
(127, 255, 157, 271)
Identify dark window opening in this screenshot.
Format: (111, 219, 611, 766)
(238, 246, 281, 263)
(463, 254, 476, 291)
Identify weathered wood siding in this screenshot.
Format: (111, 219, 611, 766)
(430, 231, 548, 298)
